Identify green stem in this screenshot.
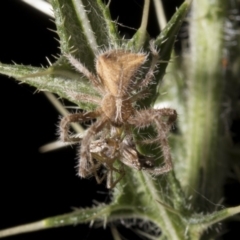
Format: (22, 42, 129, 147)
(0, 221, 46, 238)
(183, 0, 228, 205)
(126, 171, 188, 239)
(189, 205, 240, 235)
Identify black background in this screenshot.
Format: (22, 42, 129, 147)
(0, 0, 239, 239)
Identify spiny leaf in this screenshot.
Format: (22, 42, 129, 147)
(0, 61, 99, 110)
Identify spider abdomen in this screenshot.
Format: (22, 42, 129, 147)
(101, 94, 133, 126)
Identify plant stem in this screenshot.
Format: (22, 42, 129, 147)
(183, 0, 228, 205)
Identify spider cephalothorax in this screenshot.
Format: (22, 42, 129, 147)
(60, 42, 177, 187)
(96, 49, 150, 126)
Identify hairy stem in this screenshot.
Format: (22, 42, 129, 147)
(183, 0, 228, 205)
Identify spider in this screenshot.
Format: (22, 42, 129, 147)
(60, 41, 177, 183)
(79, 135, 156, 188)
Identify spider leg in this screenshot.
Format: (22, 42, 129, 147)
(118, 135, 156, 172)
(103, 138, 126, 188)
(92, 167, 109, 185)
(79, 117, 107, 178)
(120, 142, 142, 170)
(60, 111, 101, 142)
(89, 147, 111, 186)
(93, 161, 126, 189)
(128, 108, 177, 175)
(65, 54, 104, 94)
(60, 111, 106, 178)
(137, 40, 159, 89)
(89, 151, 126, 189)
(81, 160, 102, 179)
(106, 163, 125, 189)
(90, 137, 126, 188)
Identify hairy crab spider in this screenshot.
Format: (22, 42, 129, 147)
(60, 41, 177, 184)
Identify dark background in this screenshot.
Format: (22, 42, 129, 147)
(0, 0, 239, 239)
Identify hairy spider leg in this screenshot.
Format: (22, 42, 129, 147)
(106, 162, 125, 189)
(126, 41, 159, 103)
(118, 135, 155, 171)
(90, 138, 126, 188)
(78, 116, 107, 178)
(65, 53, 104, 94)
(60, 111, 107, 177)
(60, 112, 98, 142)
(128, 108, 177, 175)
(132, 40, 159, 91)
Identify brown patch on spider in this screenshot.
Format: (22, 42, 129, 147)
(59, 41, 177, 188)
